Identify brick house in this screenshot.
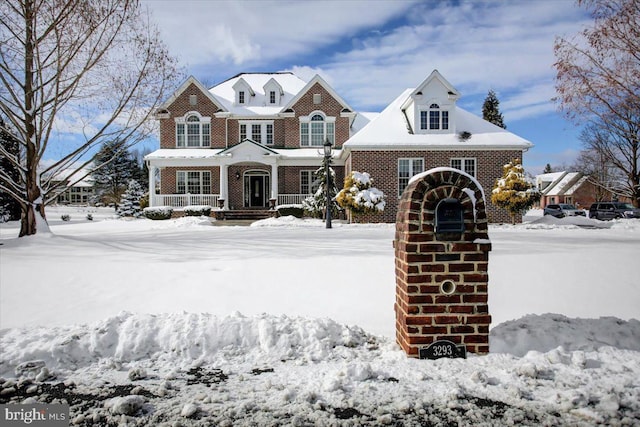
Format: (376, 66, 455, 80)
(145, 70, 532, 223)
(536, 171, 605, 210)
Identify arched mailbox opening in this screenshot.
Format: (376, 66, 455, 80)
(435, 198, 464, 241)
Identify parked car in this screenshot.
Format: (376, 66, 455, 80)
(543, 204, 586, 218)
(588, 202, 640, 220)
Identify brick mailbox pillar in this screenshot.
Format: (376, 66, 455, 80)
(394, 167, 491, 357)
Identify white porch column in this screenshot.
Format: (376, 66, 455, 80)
(270, 161, 278, 203)
(148, 163, 157, 207)
(220, 162, 229, 210)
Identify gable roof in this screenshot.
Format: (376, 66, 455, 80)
(401, 69, 460, 111)
(157, 76, 226, 113)
(217, 138, 279, 156)
(283, 74, 355, 114)
(209, 72, 307, 116)
(537, 171, 584, 196)
(344, 88, 533, 150)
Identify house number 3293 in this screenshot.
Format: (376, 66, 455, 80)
(419, 340, 466, 360)
(432, 344, 453, 357)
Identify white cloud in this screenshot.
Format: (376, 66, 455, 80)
(143, 0, 416, 68)
(144, 0, 590, 123)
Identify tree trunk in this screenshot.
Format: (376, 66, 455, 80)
(19, 201, 46, 237)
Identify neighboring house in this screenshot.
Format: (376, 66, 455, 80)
(145, 70, 533, 223)
(50, 168, 95, 205)
(536, 171, 599, 210)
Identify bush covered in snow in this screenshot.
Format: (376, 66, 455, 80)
(491, 160, 539, 224)
(183, 205, 212, 217)
(336, 171, 385, 216)
(276, 204, 304, 218)
(117, 180, 145, 218)
(143, 206, 173, 220)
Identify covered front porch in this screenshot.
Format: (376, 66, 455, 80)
(145, 140, 328, 213)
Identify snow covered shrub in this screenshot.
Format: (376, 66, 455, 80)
(61, 214, 70, 221)
(276, 204, 304, 218)
(491, 159, 540, 224)
(184, 205, 212, 217)
(143, 206, 173, 220)
(117, 180, 145, 218)
(86, 213, 93, 221)
(336, 171, 385, 217)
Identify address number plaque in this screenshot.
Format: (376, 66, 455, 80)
(419, 340, 467, 360)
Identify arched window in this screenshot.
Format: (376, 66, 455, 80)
(176, 112, 211, 147)
(300, 112, 335, 147)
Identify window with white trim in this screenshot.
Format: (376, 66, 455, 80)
(238, 121, 274, 145)
(450, 158, 476, 177)
(238, 91, 245, 104)
(300, 170, 320, 195)
(300, 112, 335, 147)
(176, 113, 211, 147)
(176, 171, 211, 194)
(398, 158, 424, 197)
(269, 91, 276, 104)
(419, 103, 449, 131)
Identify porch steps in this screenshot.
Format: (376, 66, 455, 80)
(216, 210, 276, 221)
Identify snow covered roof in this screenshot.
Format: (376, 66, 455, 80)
(536, 172, 566, 192)
(47, 167, 95, 187)
(351, 112, 379, 135)
(343, 89, 533, 150)
(209, 72, 307, 116)
(144, 147, 342, 160)
(157, 76, 225, 113)
(144, 149, 221, 160)
(540, 172, 584, 196)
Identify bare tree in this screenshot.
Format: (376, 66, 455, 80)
(0, 0, 182, 236)
(554, 0, 639, 206)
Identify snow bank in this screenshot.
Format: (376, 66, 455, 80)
(0, 312, 373, 376)
(2, 312, 639, 425)
(491, 314, 640, 356)
(251, 216, 343, 228)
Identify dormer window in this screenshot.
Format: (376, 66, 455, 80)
(420, 103, 449, 131)
(176, 112, 211, 147)
(269, 91, 276, 104)
(238, 91, 245, 104)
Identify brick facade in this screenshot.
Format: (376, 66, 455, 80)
(348, 149, 522, 223)
(394, 169, 491, 357)
(149, 73, 531, 223)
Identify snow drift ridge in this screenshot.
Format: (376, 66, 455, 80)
(0, 312, 373, 376)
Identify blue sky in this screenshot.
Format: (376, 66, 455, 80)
(141, 0, 591, 175)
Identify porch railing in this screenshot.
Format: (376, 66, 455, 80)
(277, 194, 310, 206)
(152, 193, 311, 209)
(152, 194, 220, 209)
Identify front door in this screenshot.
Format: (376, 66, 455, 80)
(244, 171, 270, 208)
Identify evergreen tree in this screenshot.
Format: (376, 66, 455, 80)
(491, 160, 540, 224)
(117, 180, 145, 218)
(336, 171, 385, 218)
(0, 117, 21, 222)
(543, 163, 553, 174)
(302, 155, 339, 219)
(93, 139, 138, 210)
(482, 89, 506, 129)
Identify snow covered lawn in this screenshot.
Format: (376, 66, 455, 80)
(1, 207, 639, 425)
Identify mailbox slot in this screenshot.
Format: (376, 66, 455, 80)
(435, 198, 464, 240)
